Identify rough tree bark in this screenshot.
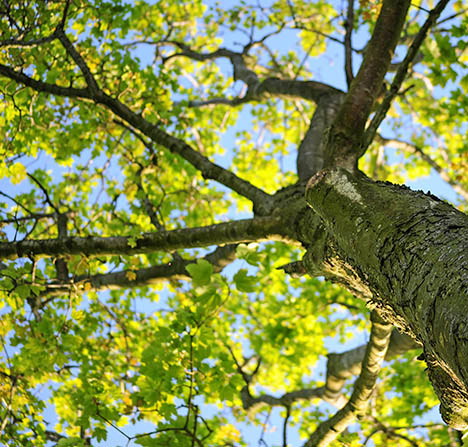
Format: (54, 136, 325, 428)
(304, 168, 468, 429)
(299, 0, 466, 431)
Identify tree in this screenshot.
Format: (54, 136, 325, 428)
(0, 0, 467, 445)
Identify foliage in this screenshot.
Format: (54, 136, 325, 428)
(0, 1, 467, 446)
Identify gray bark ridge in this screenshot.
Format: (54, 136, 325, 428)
(304, 168, 468, 430)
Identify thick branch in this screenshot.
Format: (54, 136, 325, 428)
(0, 63, 91, 99)
(324, 0, 411, 169)
(241, 328, 419, 411)
(255, 78, 343, 103)
(0, 34, 57, 49)
(37, 245, 237, 298)
(186, 97, 248, 108)
(305, 167, 468, 429)
(305, 312, 392, 447)
(242, 386, 326, 411)
(324, 329, 420, 404)
(41, 263, 187, 297)
(165, 41, 342, 104)
(0, 216, 287, 260)
(362, 0, 451, 152)
(185, 79, 343, 108)
(56, 28, 99, 94)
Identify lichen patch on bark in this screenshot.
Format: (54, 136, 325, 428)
(324, 169, 363, 204)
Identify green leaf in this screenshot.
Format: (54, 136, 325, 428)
(15, 284, 31, 299)
(94, 426, 107, 442)
(8, 163, 27, 184)
(236, 243, 261, 266)
(233, 269, 257, 293)
(128, 236, 138, 248)
(58, 438, 86, 447)
(186, 259, 213, 286)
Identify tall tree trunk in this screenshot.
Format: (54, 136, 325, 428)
(303, 168, 468, 429)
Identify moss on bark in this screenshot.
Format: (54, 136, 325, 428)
(304, 168, 468, 429)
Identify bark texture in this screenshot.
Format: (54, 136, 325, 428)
(304, 168, 468, 429)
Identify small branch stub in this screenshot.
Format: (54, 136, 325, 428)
(306, 169, 329, 192)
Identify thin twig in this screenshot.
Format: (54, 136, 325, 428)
(283, 406, 291, 447)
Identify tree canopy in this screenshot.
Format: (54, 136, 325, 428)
(0, 1, 468, 446)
